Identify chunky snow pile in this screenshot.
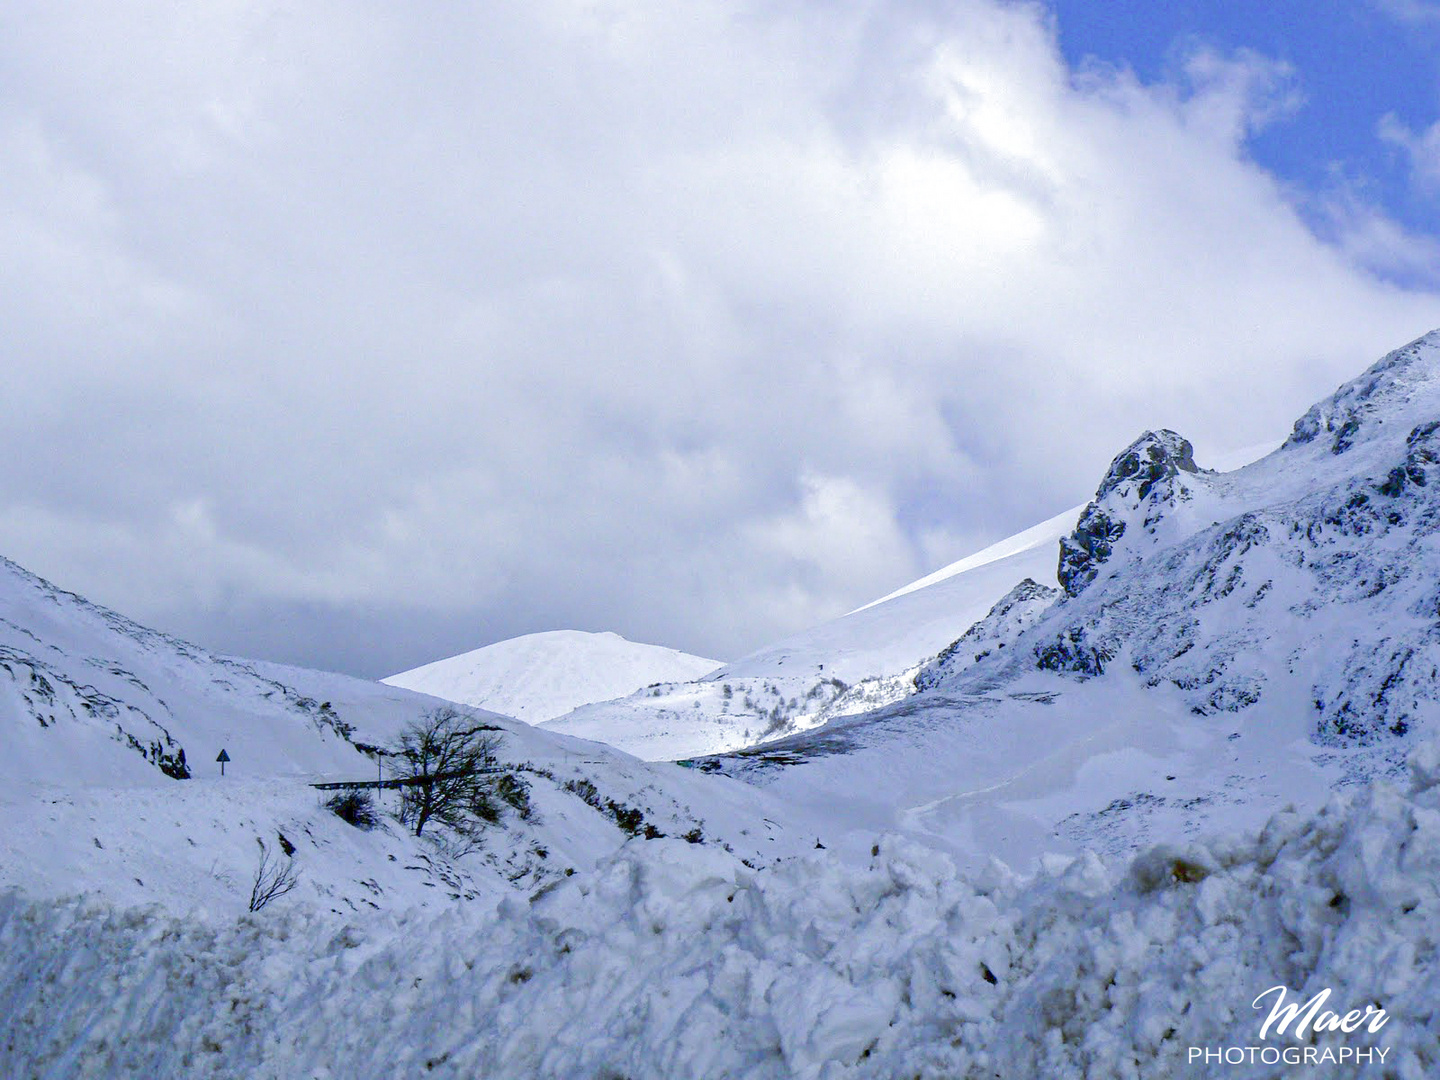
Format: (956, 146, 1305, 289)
(5, 748, 1440, 1078)
(384, 629, 722, 723)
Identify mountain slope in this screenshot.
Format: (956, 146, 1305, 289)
(542, 443, 1281, 763)
(383, 630, 721, 723)
(0, 553, 366, 786)
(0, 557, 820, 914)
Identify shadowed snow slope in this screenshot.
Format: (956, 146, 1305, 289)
(383, 629, 721, 723)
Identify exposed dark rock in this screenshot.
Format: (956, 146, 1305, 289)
(1058, 430, 1199, 597)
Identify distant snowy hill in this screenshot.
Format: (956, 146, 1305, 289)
(382, 630, 720, 723)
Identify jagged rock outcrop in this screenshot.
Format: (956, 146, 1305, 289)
(1057, 430, 1201, 597)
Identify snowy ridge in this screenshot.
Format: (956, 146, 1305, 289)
(847, 506, 1081, 615)
(383, 629, 721, 724)
(972, 330, 1440, 741)
(5, 745, 1439, 1077)
(0, 553, 368, 785)
(539, 441, 1282, 763)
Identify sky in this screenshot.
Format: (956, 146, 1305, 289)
(3, 0, 1440, 678)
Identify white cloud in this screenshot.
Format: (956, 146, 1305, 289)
(1379, 112, 1440, 191)
(1, 1, 1438, 673)
(1370, 0, 1440, 24)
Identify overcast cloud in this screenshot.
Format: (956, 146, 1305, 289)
(3, 0, 1439, 675)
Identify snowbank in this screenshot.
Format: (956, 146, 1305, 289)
(6, 749, 1440, 1078)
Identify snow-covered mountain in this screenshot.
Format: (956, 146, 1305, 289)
(543, 444, 1276, 762)
(712, 331, 1440, 873)
(541, 507, 1081, 759)
(383, 629, 721, 723)
(0, 552, 366, 787)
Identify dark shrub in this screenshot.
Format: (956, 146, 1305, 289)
(326, 789, 379, 829)
(496, 773, 534, 820)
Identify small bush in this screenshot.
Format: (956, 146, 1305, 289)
(326, 790, 379, 829)
(607, 800, 645, 836)
(496, 773, 533, 820)
(564, 778, 602, 809)
(470, 787, 502, 824)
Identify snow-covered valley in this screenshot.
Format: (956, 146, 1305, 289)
(8, 333, 1440, 1075)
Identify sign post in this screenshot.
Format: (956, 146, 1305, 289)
(216, 748, 230, 777)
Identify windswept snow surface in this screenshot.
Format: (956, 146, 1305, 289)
(5, 746, 1440, 1078)
(383, 630, 721, 723)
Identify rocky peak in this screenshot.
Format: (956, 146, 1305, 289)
(1057, 430, 1200, 597)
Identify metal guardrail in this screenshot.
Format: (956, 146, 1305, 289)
(310, 767, 505, 792)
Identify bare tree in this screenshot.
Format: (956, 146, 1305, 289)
(248, 839, 299, 912)
(393, 706, 502, 837)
